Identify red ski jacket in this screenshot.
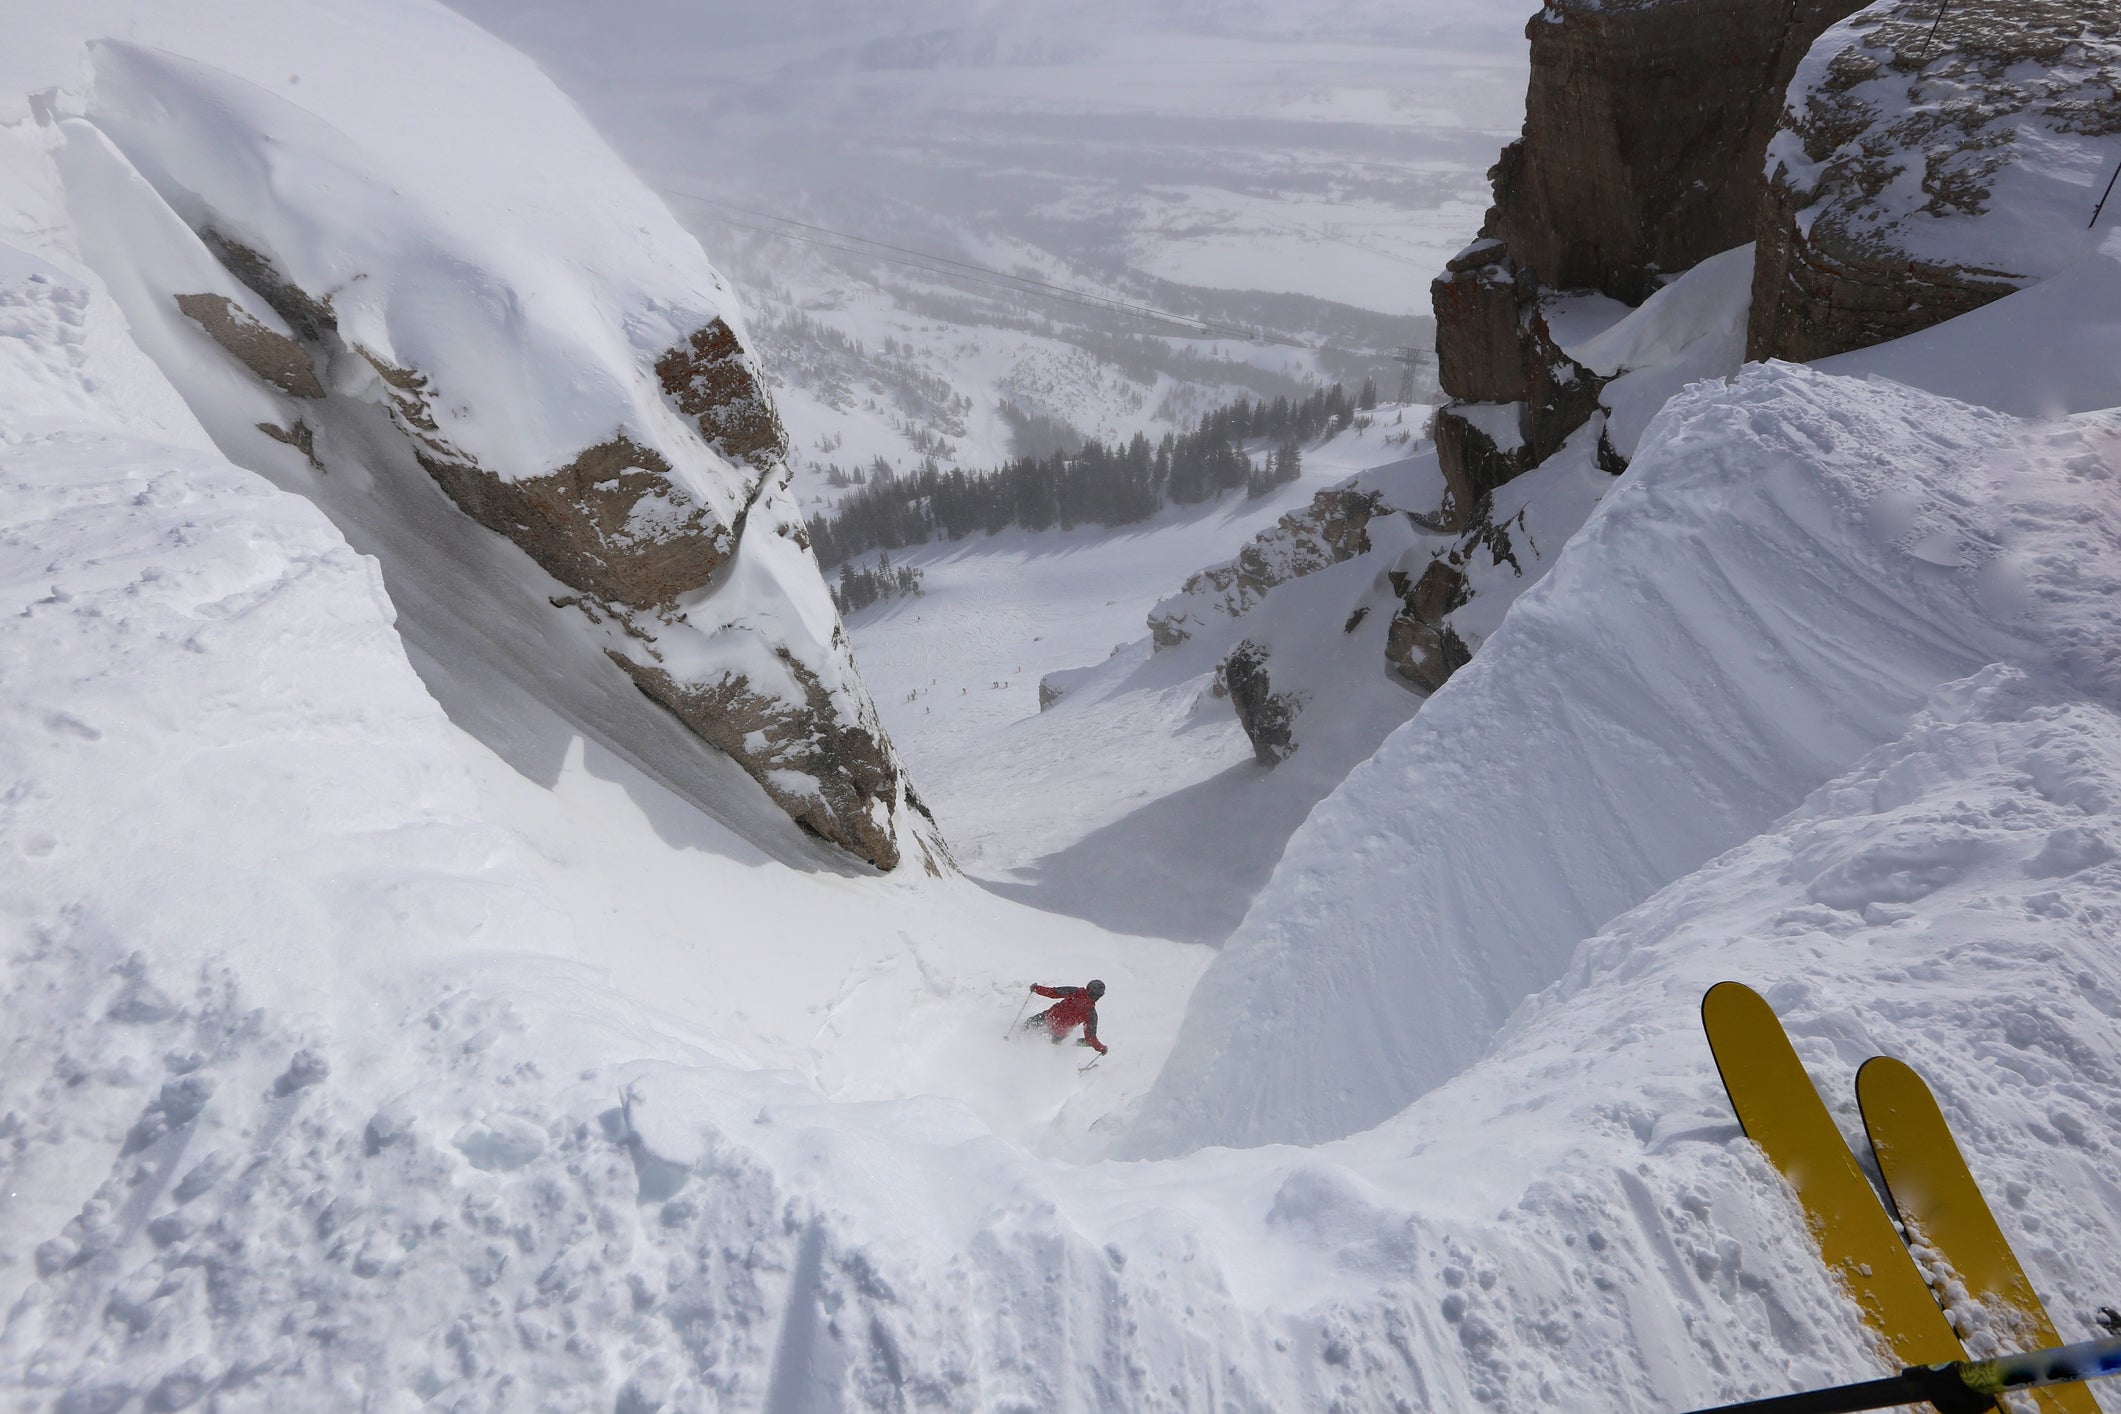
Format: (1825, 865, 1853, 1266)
(1032, 984, 1106, 1054)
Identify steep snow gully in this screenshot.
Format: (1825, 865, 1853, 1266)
(7, 1, 2121, 1411)
(1128, 362, 2121, 1155)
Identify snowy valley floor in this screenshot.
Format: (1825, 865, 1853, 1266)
(839, 411, 1431, 943)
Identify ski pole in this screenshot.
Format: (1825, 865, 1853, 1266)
(1004, 988, 1033, 1039)
(2091, 153, 2121, 229)
(1682, 1333, 2121, 1414)
(1917, 0, 1949, 61)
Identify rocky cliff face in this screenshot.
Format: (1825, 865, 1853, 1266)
(71, 39, 943, 874)
(1748, 0, 2121, 361)
(1430, 0, 1865, 533)
(1491, 0, 1867, 305)
(1148, 486, 1385, 650)
(188, 235, 932, 871)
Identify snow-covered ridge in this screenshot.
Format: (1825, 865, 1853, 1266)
(9, 0, 938, 870)
(1130, 362, 2121, 1155)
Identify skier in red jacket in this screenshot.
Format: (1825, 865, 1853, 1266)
(1022, 979, 1107, 1054)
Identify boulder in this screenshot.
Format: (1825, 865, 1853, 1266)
(1431, 240, 1531, 404)
(1385, 561, 1473, 694)
(1220, 641, 1300, 766)
(194, 237, 934, 873)
(1748, 0, 2121, 361)
(1432, 404, 1528, 526)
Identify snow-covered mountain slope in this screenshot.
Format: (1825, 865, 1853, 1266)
(839, 411, 1436, 944)
(7, 0, 937, 871)
(12, 1, 2121, 1410)
(13, 262, 2121, 1405)
(1128, 359, 2121, 1156)
(441, 0, 1532, 490)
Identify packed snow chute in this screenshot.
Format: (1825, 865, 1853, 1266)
(1680, 1333, 2121, 1414)
(1703, 982, 2112, 1414)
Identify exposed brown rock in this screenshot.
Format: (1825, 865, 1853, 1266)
(1385, 561, 1473, 694)
(176, 293, 326, 399)
(1523, 312, 1607, 465)
(1220, 640, 1299, 766)
(1149, 486, 1384, 648)
(413, 438, 733, 610)
(200, 230, 337, 342)
(190, 227, 938, 873)
(1429, 257, 1603, 532)
(256, 419, 321, 470)
(1748, 0, 2120, 360)
(1433, 407, 1527, 529)
(611, 646, 912, 871)
(1748, 189, 2021, 360)
(1432, 241, 1531, 404)
(347, 341, 744, 609)
(656, 318, 790, 470)
(1490, 0, 1867, 305)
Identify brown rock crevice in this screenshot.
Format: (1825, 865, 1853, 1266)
(1429, 245, 1605, 531)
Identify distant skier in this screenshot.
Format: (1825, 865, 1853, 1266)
(1021, 979, 1108, 1055)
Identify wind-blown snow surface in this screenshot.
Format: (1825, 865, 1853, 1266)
(12, 4, 2121, 1411)
(1820, 230, 2121, 420)
(12, 283, 2121, 1407)
(1130, 362, 2121, 1156)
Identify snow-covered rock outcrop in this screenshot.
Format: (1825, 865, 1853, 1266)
(1750, 0, 2121, 361)
(21, 7, 940, 871)
(1428, 0, 1867, 534)
(1128, 360, 2121, 1155)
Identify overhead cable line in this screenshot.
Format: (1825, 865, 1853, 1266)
(652, 179, 1336, 351)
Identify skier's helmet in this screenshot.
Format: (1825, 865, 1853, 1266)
(1086, 979, 1106, 999)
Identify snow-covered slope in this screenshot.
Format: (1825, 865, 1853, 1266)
(9, 0, 938, 871)
(1129, 360, 2121, 1155)
(442, 0, 1532, 490)
(1819, 230, 2121, 420)
(13, 256, 2121, 1403)
(12, 0, 2121, 1410)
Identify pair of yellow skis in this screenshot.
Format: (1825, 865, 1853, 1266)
(1700, 982, 2099, 1414)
